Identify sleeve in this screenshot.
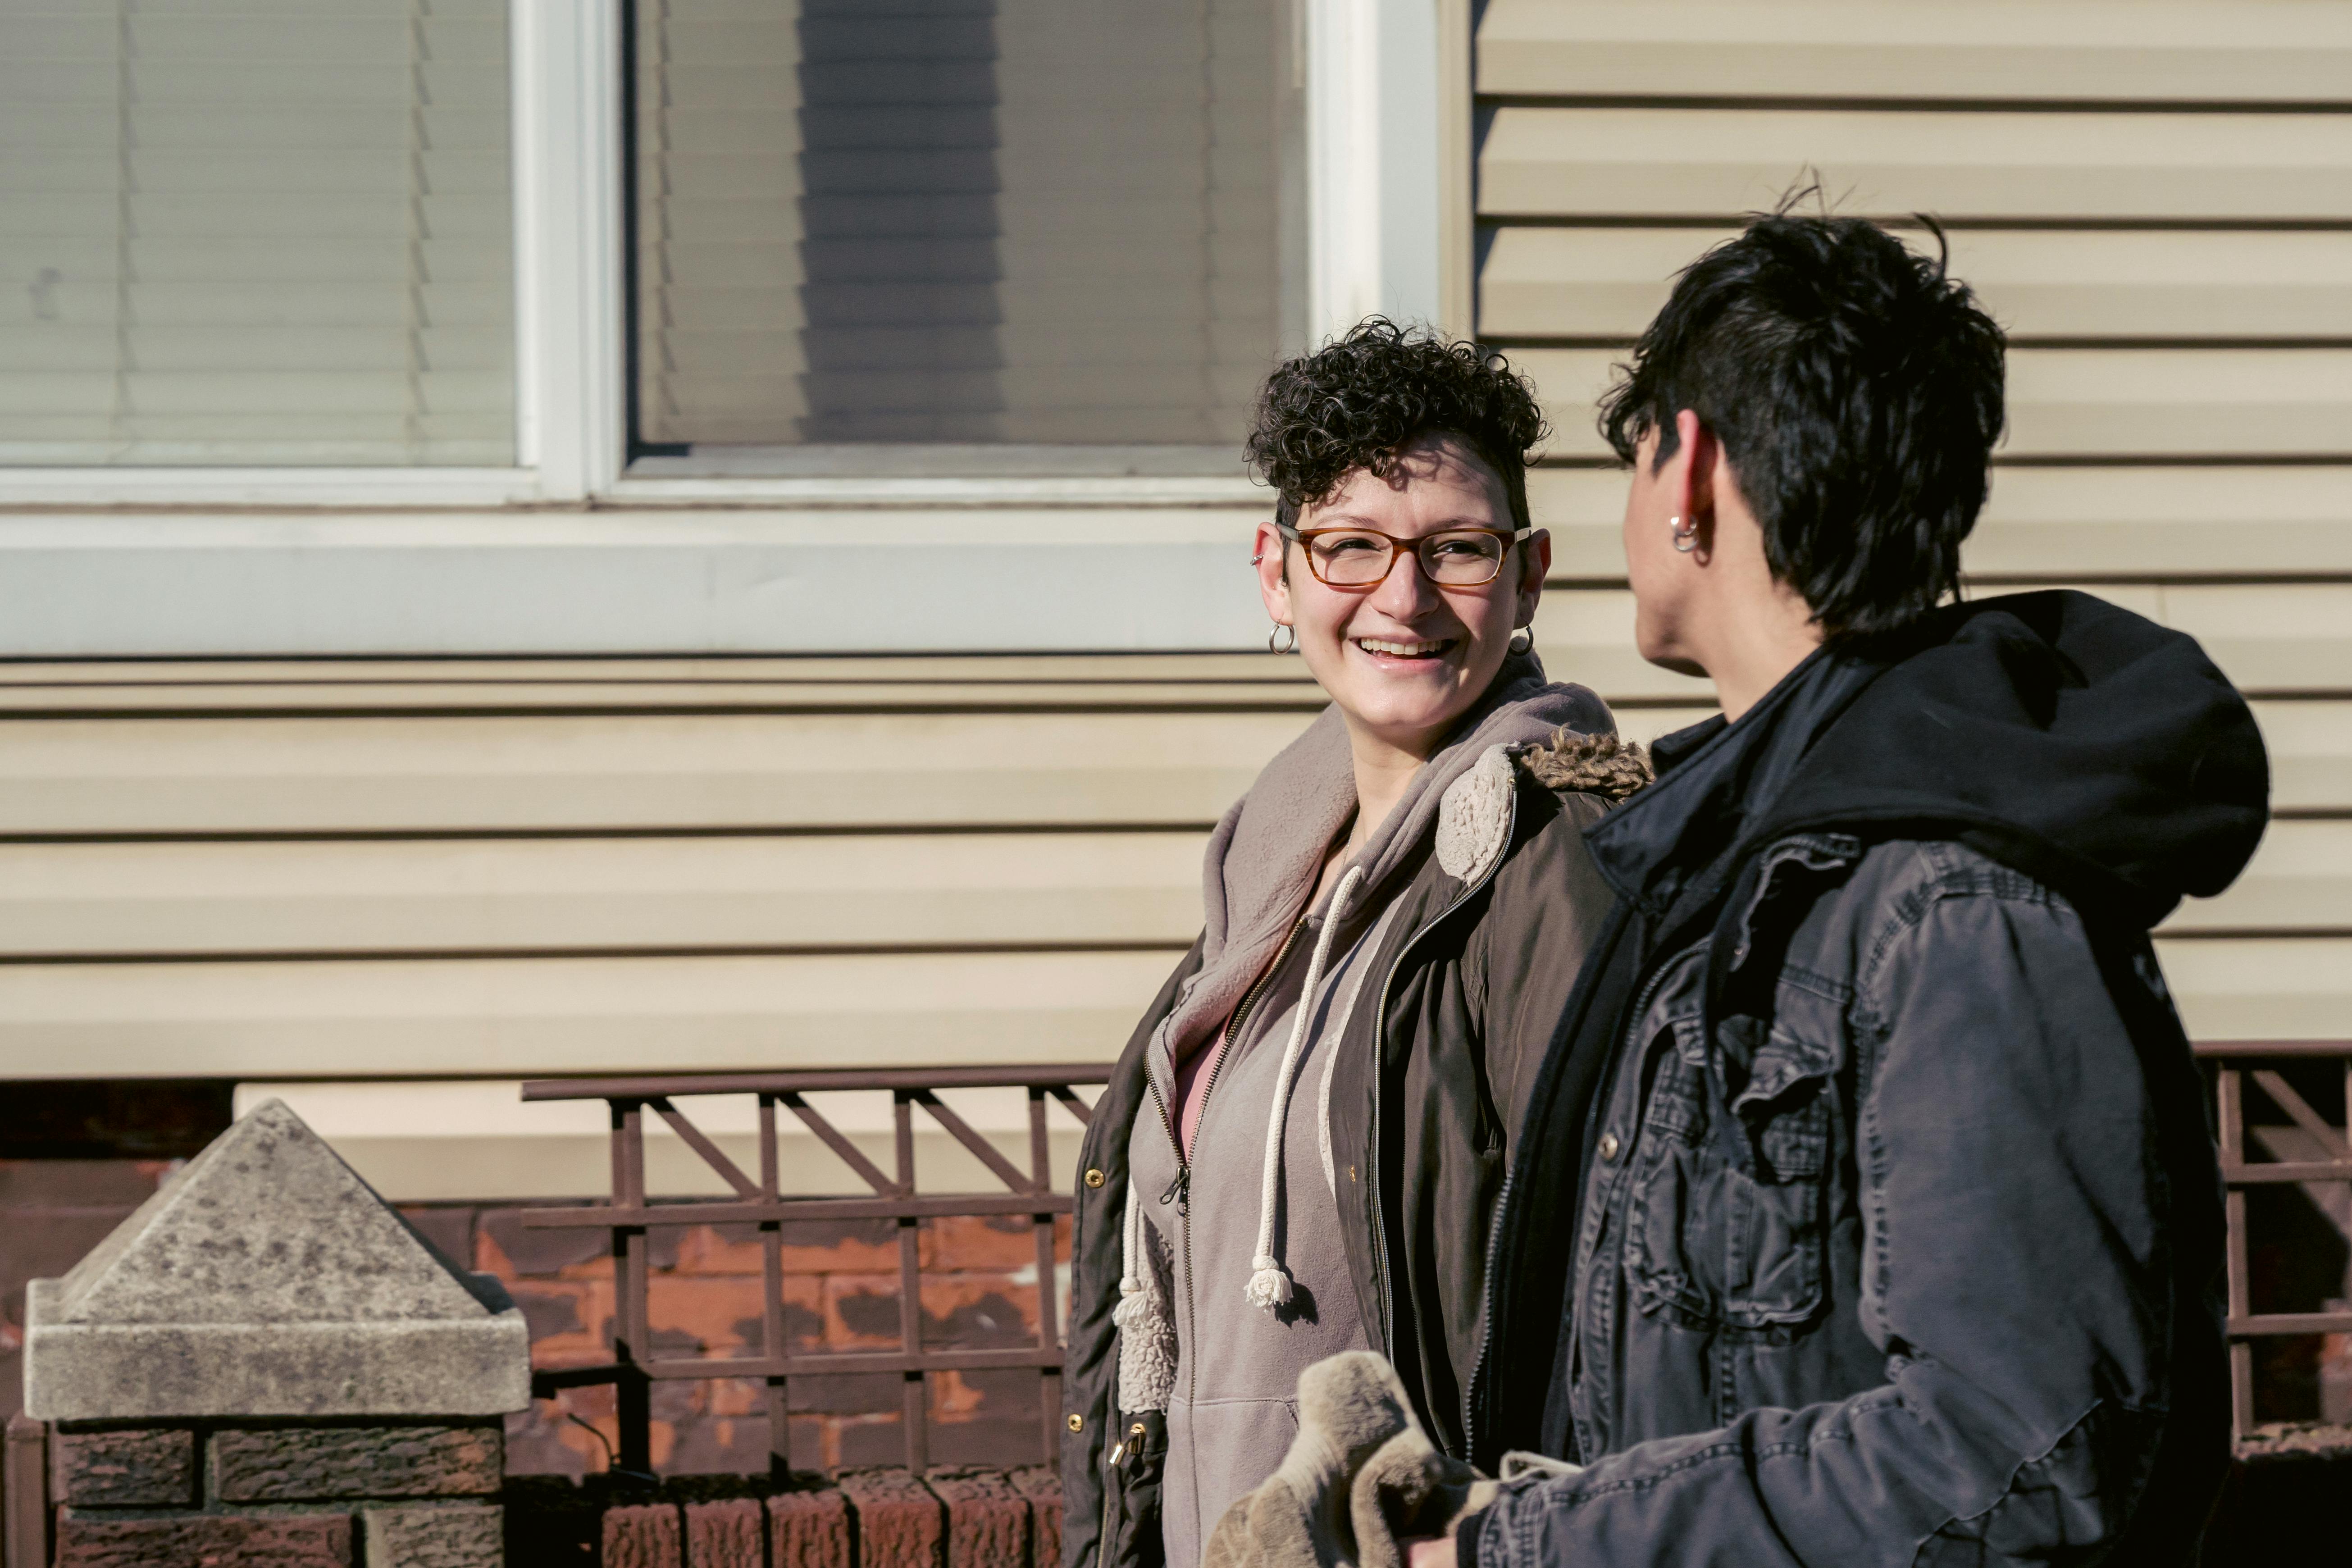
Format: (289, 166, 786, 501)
(1468, 883, 2189, 1568)
(1485, 789, 1618, 1139)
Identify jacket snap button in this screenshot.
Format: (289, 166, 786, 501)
(1598, 1132, 1621, 1162)
(1084, 1168, 1105, 1188)
(1067, 1413, 1085, 1432)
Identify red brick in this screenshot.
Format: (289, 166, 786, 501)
(836, 1468, 943, 1568)
(602, 1502, 682, 1568)
(769, 1486, 851, 1568)
(925, 1469, 1030, 1568)
(683, 1495, 762, 1568)
(210, 1426, 501, 1501)
(1007, 1468, 1063, 1568)
(922, 1217, 1037, 1273)
(55, 1507, 351, 1568)
(50, 1428, 193, 1508)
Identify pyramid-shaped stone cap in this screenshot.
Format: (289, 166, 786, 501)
(26, 1099, 529, 1420)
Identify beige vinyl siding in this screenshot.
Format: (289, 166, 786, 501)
(1477, 0, 2352, 1052)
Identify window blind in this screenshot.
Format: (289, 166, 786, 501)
(0, 0, 515, 468)
(634, 0, 1291, 453)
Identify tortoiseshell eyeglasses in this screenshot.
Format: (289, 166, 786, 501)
(1275, 522, 1533, 588)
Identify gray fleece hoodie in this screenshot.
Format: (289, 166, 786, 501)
(1115, 656, 1611, 1568)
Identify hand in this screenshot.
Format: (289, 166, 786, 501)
(1406, 1536, 1456, 1568)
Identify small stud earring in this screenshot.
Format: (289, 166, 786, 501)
(1670, 515, 1700, 553)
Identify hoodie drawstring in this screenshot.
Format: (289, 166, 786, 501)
(1244, 863, 1365, 1311)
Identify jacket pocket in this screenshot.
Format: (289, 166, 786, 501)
(1624, 1027, 1830, 1333)
(1099, 1408, 1168, 1568)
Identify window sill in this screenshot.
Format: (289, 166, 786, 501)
(0, 469, 547, 510)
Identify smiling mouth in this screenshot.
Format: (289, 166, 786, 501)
(1353, 636, 1458, 660)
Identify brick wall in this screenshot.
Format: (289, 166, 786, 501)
(404, 1206, 1072, 1476)
(505, 1466, 1062, 1568)
(45, 1419, 504, 1568)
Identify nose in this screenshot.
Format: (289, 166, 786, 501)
(1368, 543, 1442, 620)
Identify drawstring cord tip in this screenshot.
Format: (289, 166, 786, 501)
(1243, 1256, 1293, 1310)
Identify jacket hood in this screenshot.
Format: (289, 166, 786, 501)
(1161, 650, 1614, 1065)
(1760, 589, 2270, 928)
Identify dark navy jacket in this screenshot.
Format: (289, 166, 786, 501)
(1464, 592, 2270, 1567)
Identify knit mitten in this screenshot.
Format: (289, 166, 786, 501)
(1201, 1351, 1474, 1568)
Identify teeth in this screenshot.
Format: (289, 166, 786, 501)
(1355, 637, 1450, 657)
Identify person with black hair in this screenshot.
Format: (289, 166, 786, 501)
(1057, 321, 1648, 1568)
(1422, 213, 2269, 1564)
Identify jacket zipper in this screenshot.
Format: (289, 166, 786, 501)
(1142, 913, 1308, 1409)
(1362, 791, 1520, 1427)
(1462, 932, 1702, 1463)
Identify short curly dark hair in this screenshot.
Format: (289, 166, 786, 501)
(1245, 318, 1549, 530)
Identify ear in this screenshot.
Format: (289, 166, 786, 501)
(1515, 528, 1550, 629)
(1672, 409, 1720, 559)
(1254, 520, 1293, 626)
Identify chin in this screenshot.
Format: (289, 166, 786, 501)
(1342, 682, 1478, 743)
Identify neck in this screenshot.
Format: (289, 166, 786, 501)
(1699, 588, 1825, 723)
(1345, 729, 1430, 856)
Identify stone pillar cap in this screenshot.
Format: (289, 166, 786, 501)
(25, 1098, 531, 1421)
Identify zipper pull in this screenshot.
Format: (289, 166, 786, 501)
(1106, 1422, 1148, 1471)
(1159, 1165, 1190, 1214)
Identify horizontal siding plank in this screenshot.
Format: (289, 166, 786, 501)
(0, 653, 2326, 843)
(0, 831, 1208, 957)
(0, 675, 1326, 716)
(1481, 228, 2352, 342)
(1528, 466, 2352, 580)
(1515, 346, 2352, 462)
(2166, 820, 2351, 934)
(1477, 107, 2352, 221)
(243, 1080, 1102, 1202)
(2250, 702, 2352, 816)
(2152, 936, 2352, 1041)
(0, 652, 1309, 696)
(304, 1127, 1094, 1204)
(1476, 0, 2352, 102)
(0, 939, 2312, 1082)
(2164, 585, 2352, 697)
(0, 948, 1182, 1080)
(0, 709, 1308, 834)
(9, 799, 2318, 960)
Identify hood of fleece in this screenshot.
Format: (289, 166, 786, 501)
(1161, 650, 1613, 1063)
(1760, 589, 2270, 928)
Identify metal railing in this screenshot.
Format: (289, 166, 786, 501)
(518, 1064, 1108, 1478)
(2195, 1039, 2352, 1439)
(523, 1044, 2352, 1475)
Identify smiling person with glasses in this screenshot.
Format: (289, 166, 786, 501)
(1059, 319, 1650, 1568)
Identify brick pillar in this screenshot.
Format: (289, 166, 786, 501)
(21, 1101, 531, 1568)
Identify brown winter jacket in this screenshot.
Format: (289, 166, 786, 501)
(1059, 724, 1647, 1568)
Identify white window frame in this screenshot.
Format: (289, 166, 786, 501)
(0, 0, 1452, 653)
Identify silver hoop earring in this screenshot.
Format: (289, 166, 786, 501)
(1268, 623, 1297, 654)
(1669, 515, 1700, 553)
(1509, 626, 1534, 656)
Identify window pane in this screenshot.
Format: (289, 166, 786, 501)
(0, 1, 516, 468)
(634, 0, 1293, 452)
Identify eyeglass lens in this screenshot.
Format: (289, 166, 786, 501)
(1308, 530, 1509, 586)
